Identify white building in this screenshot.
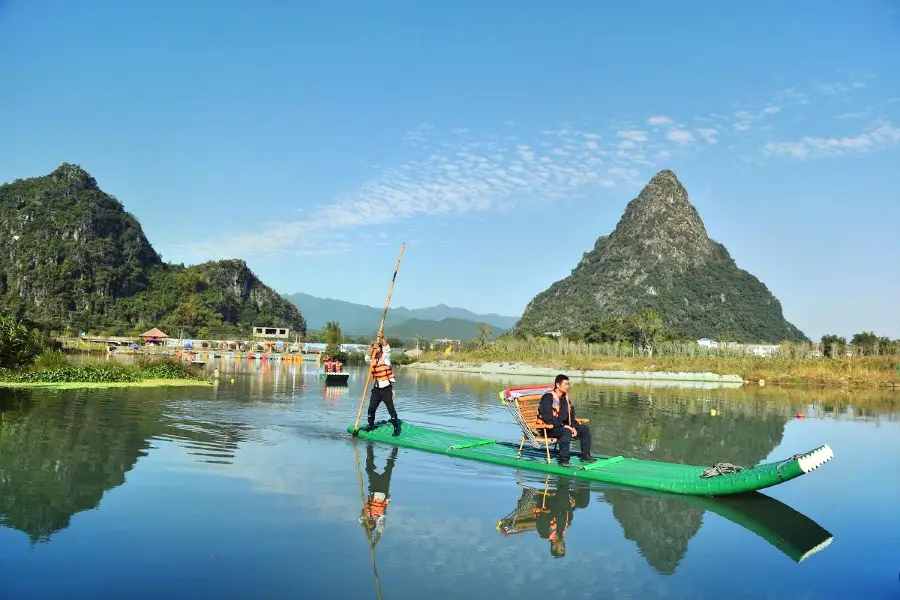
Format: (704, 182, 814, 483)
(252, 326, 290, 339)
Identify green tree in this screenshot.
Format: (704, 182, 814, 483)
(628, 311, 664, 357)
(584, 316, 626, 343)
(0, 314, 44, 369)
(820, 334, 846, 358)
(475, 323, 493, 348)
(324, 321, 342, 357)
(850, 331, 879, 355)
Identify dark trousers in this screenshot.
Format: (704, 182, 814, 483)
(551, 422, 592, 462)
(367, 383, 398, 425)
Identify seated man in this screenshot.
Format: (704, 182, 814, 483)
(538, 374, 595, 467)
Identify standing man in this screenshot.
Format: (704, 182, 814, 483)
(365, 332, 401, 436)
(538, 374, 595, 467)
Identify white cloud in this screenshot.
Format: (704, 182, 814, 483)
(762, 121, 900, 159)
(836, 111, 869, 120)
(616, 130, 648, 142)
(696, 128, 719, 145)
(172, 75, 893, 261)
(666, 129, 695, 145)
(819, 83, 849, 95)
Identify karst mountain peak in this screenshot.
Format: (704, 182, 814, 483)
(514, 169, 808, 343)
(608, 169, 716, 270)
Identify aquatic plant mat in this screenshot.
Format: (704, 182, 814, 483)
(348, 421, 834, 496)
(0, 378, 214, 390)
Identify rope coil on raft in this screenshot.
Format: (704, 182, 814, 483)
(700, 462, 745, 478)
(702, 451, 806, 479)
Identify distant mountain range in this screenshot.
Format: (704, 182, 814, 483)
(283, 292, 518, 338)
(383, 318, 506, 341)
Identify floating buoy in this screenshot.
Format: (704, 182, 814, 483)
(230, 378, 236, 384)
(797, 413, 803, 419)
(710, 409, 718, 416)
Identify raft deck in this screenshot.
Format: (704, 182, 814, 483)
(348, 421, 834, 496)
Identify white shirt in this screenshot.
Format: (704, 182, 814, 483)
(370, 344, 395, 388)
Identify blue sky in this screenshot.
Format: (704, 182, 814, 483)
(2, 0, 899, 340)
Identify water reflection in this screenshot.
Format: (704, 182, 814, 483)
(353, 440, 398, 600)
(324, 384, 350, 407)
(497, 475, 591, 558)
(0, 388, 164, 544)
(1, 360, 896, 600)
(497, 475, 834, 573)
(358, 442, 398, 546)
(0, 386, 250, 543)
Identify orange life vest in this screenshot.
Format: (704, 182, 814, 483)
(547, 510, 570, 540)
(371, 359, 394, 383)
(364, 493, 389, 518)
(550, 390, 573, 424)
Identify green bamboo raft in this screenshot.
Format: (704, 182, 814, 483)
(347, 385, 834, 496)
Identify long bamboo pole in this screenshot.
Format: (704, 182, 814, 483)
(352, 242, 405, 433)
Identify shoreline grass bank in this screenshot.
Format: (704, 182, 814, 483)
(0, 353, 212, 391)
(412, 351, 900, 388)
(0, 378, 213, 390)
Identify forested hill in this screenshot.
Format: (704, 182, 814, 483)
(514, 170, 808, 343)
(0, 163, 305, 337)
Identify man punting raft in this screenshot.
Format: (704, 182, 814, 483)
(362, 332, 401, 437)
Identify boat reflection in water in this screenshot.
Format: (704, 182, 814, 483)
(497, 475, 833, 572)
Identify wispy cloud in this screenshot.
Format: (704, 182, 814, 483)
(665, 128, 695, 145)
(762, 121, 900, 159)
(616, 130, 648, 142)
(175, 75, 892, 261)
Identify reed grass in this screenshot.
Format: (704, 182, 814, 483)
(418, 338, 900, 387)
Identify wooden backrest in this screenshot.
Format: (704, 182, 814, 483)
(515, 393, 550, 431)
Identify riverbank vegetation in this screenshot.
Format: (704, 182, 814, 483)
(417, 335, 900, 388)
(0, 315, 210, 388)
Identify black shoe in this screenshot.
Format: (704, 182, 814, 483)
(559, 460, 571, 468)
(581, 455, 597, 463)
(391, 419, 402, 437)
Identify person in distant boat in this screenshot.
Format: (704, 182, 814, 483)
(538, 374, 595, 467)
(323, 355, 333, 372)
(364, 332, 401, 436)
(359, 443, 398, 545)
(535, 478, 590, 558)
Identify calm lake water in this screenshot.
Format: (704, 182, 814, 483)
(1, 359, 898, 599)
